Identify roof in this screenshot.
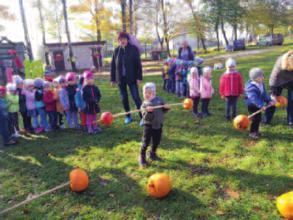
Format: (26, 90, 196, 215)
(45, 41, 106, 47)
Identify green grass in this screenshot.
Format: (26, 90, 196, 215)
(0, 44, 293, 219)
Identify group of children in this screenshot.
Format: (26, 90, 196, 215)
(0, 70, 102, 146)
(162, 57, 274, 139)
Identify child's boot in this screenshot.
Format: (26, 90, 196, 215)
(139, 151, 147, 168)
(150, 148, 161, 161)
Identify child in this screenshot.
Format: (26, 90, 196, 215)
(14, 75, 33, 133)
(245, 68, 273, 139)
(58, 76, 70, 128)
(175, 63, 184, 97)
(182, 62, 189, 97)
(66, 72, 79, 129)
(162, 62, 169, 91)
(139, 82, 170, 167)
(0, 86, 17, 146)
(43, 81, 57, 130)
(53, 76, 65, 129)
(75, 74, 87, 131)
(34, 78, 49, 132)
(219, 58, 243, 121)
(200, 66, 214, 117)
(22, 79, 40, 133)
(82, 71, 102, 134)
(6, 83, 20, 137)
(188, 67, 200, 116)
(168, 61, 176, 93)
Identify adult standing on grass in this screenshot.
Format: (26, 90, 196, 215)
(110, 32, 143, 125)
(177, 41, 194, 61)
(264, 50, 293, 128)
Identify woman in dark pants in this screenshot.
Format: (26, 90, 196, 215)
(264, 50, 293, 127)
(110, 32, 143, 125)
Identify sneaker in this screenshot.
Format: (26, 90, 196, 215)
(4, 139, 17, 146)
(13, 132, 21, 138)
(139, 154, 147, 168)
(35, 127, 44, 134)
(124, 116, 133, 125)
(192, 112, 198, 117)
(93, 127, 102, 134)
(150, 152, 162, 161)
(139, 119, 144, 127)
(201, 113, 209, 118)
(60, 124, 66, 129)
(249, 132, 259, 140)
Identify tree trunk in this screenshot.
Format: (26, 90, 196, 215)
(61, 0, 76, 71)
(129, 0, 133, 34)
(36, 0, 49, 65)
(233, 24, 237, 41)
(215, 22, 220, 51)
(221, 20, 229, 46)
(270, 26, 274, 35)
(121, 0, 127, 32)
(197, 36, 200, 50)
(200, 37, 207, 52)
(19, 0, 33, 60)
(160, 0, 170, 56)
(94, 0, 102, 42)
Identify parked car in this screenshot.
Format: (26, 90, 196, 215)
(225, 39, 246, 51)
(257, 34, 284, 46)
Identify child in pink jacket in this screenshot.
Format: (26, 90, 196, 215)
(188, 67, 200, 117)
(200, 66, 214, 117)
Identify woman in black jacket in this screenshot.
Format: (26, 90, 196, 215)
(110, 32, 142, 125)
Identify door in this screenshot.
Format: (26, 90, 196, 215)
(53, 51, 65, 71)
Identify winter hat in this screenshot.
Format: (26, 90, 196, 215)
(6, 83, 16, 92)
(118, 32, 129, 40)
(225, 58, 236, 68)
(143, 82, 156, 96)
(0, 86, 6, 96)
(43, 81, 51, 89)
(202, 66, 212, 77)
(83, 70, 94, 80)
(190, 67, 199, 77)
(249, 68, 264, 81)
(65, 72, 76, 82)
(58, 76, 66, 84)
(12, 75, 23, 85)
(34, 78, 44, 89)
(24, 79, 34, 87)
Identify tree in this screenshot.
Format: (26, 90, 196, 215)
(120, 0, 127, 32)
(61, 0, 76, 71)
(129, 0, 134, 34)
(184, 0, 207, 52)
(18, 0, 34, 60)
(70, 0, 115, 42)
(0, 4, 15, 31)
(33, 0, 49, 65)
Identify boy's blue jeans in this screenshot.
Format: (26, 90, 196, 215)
(225, 96, 238, 119)
(66, 111, 78, 128)
(48, 111, 57, 129)
(176, 81, 183, 97)
(36, 107, 49, 129)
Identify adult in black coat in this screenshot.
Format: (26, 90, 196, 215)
(110, 32, 142, 124)
(264, 50, 293, 127)
(177, 41, 194, 61)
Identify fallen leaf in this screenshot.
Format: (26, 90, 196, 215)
(225, 188, 240, 199)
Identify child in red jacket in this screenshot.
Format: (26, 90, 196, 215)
(219, 58, 243, 121)
(43, 81, 57, 130)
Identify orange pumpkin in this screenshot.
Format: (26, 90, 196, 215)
(276, 191, 293, 219)
(182, 98, 193, 110)
(275, 96, 288, 108)
(100, 112, 114, 126)
(147, 173, 172, 198)
(233, 115, 250, 131)
(69, 168, 89, 192)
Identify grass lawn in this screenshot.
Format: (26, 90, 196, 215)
(0, 44, 292, 219)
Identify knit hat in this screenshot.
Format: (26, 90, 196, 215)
(34, 78, 44, 89)
(58, 76, 66, 84)
(6, 83, 16, 92)
(24, 79, 34, 87)
(249, 68, 264, 81)
(118, 32, 129, 40)
(65, 72, 76, 82)
(202, 66, 212, 77)
(12, 75, 23, 85)
(43, 81, 51, 89)
(83, 70, 94, 80)
(190, 67, 199, 77)
(143, 82, 156, 96)
(0, 86, 6, 96)
(225, 58, 236, 68)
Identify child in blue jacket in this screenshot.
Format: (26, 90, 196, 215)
(75, 74, 86, 130)
(245, 68, 274, 139)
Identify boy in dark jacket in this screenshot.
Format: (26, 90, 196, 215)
(139, 82, 170, 167)
(66, 72, 79, 129)
(82, 71, 102, 134)
(245, 68, 274, 139)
